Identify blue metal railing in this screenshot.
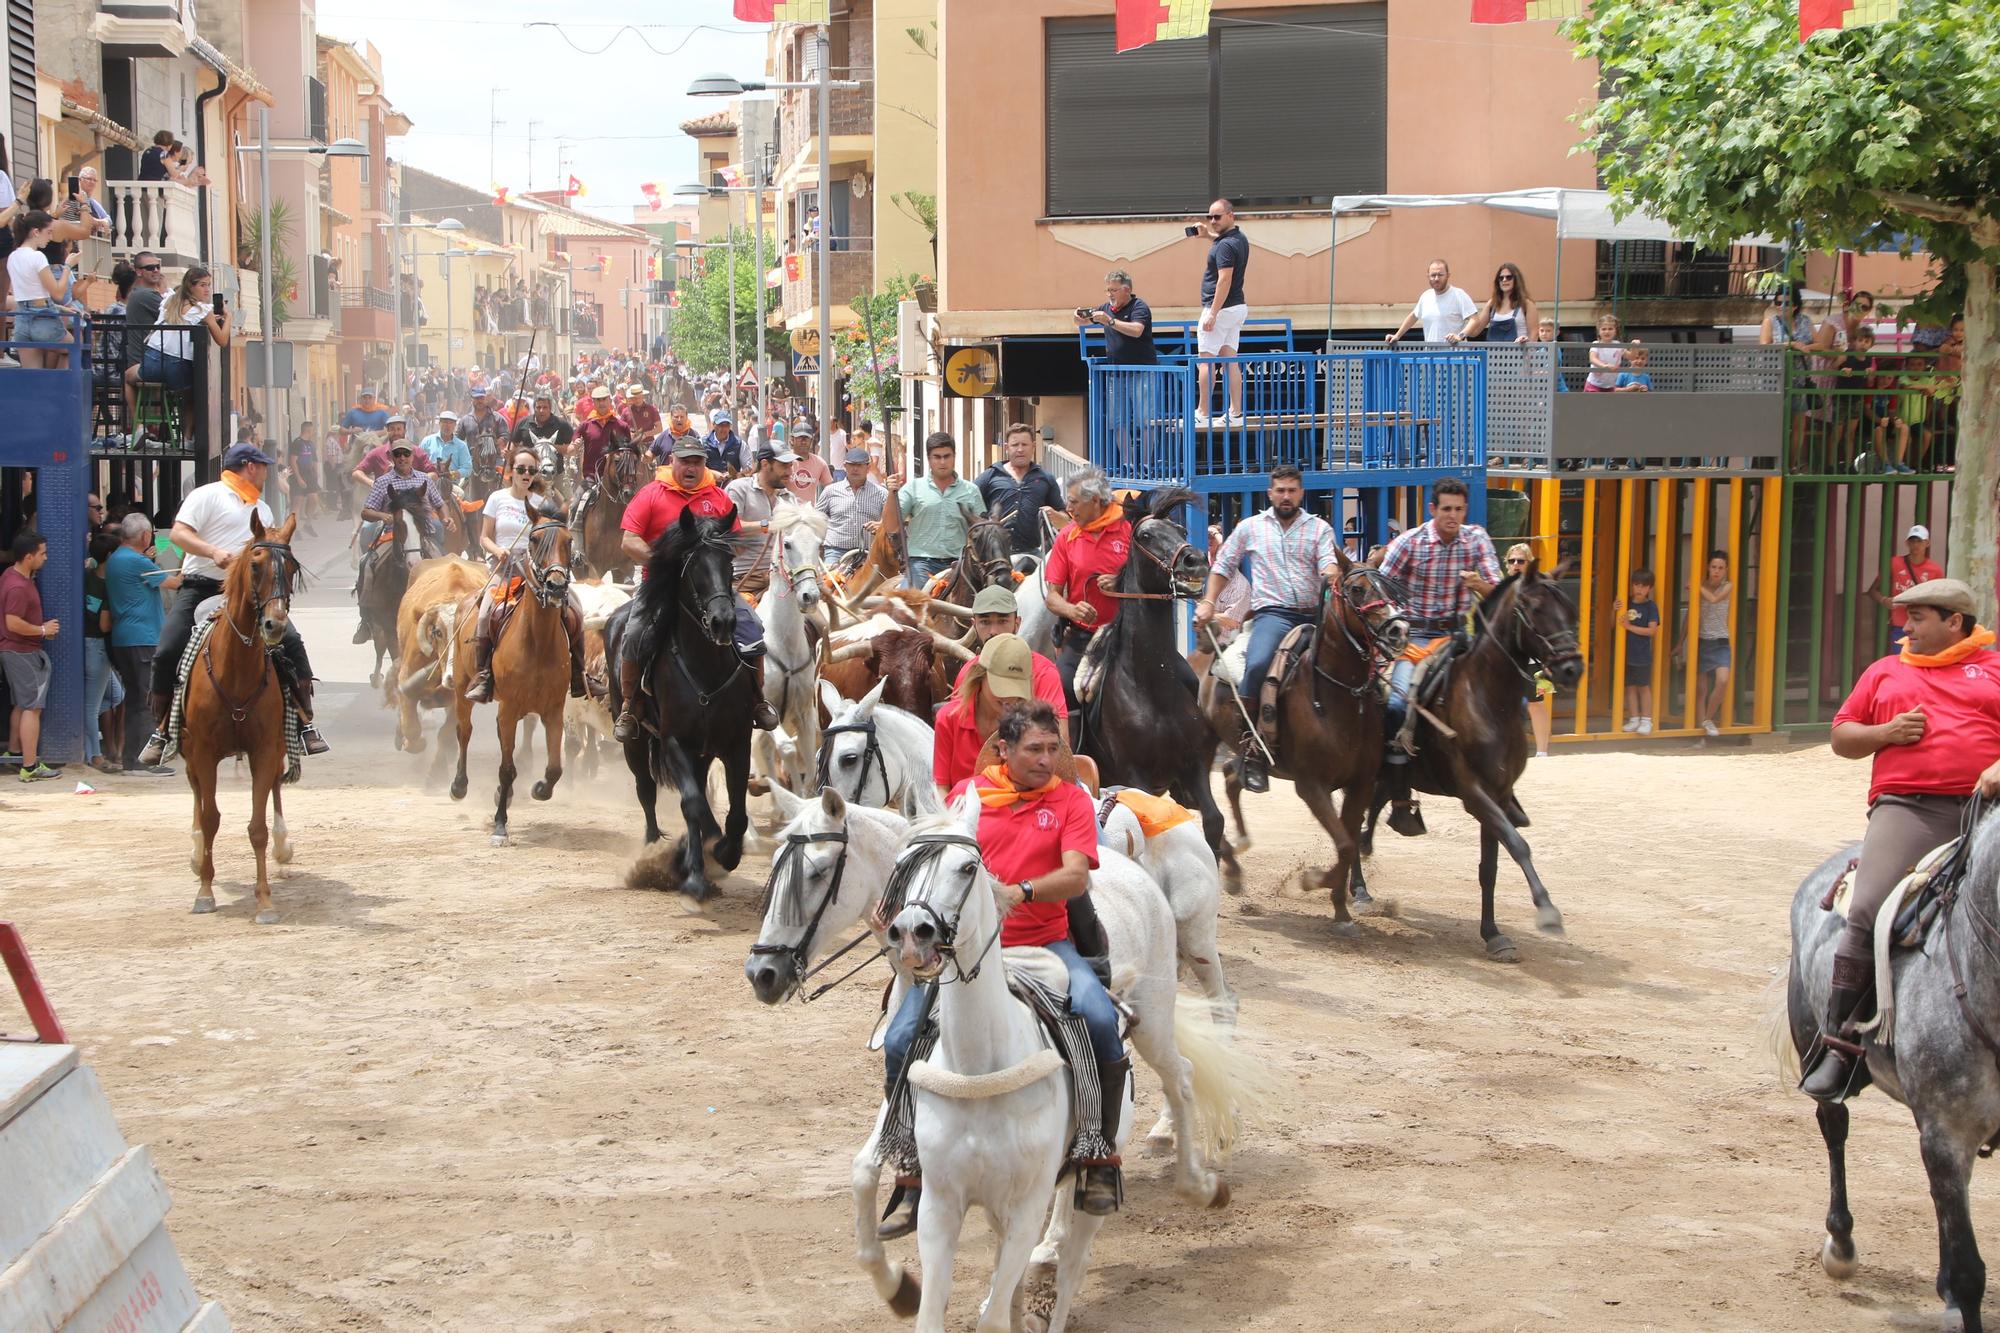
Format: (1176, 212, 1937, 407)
(1075, 316, 1297, 363)
(1088, 344, 1486, 492)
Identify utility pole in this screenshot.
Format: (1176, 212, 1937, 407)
(489, 87, 508, 189)
(525, 118, 540, 191)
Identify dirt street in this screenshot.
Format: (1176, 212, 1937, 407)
(4, 525, 1989, 1331)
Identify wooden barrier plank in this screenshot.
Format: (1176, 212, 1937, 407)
(0, 1064, 128, 1272)
(0, 1145, 172, 1332)
(1754, 477, 1784, 732)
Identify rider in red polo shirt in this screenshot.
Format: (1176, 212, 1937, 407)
(879, 699, 1128, 1239)
(1041, 472, 1132, 729)
(1802, 578, 2000, 1100)
(611, 438, 780, 739)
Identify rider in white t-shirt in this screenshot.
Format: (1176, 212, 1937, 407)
(463, 445, 586, 704)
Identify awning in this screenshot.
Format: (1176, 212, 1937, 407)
(1331, 188, 1776, 246)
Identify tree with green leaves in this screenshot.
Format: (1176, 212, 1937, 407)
(1572, 0, 2000, 610)
(832, 273, 920, 427)
(666, 227, 787, 379)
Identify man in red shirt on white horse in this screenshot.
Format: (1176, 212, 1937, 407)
(611, 438, 780, 741)
(1803, 578, 2000, 1100)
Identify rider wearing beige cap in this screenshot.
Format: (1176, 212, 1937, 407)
(1805, 579, 2000, 1099)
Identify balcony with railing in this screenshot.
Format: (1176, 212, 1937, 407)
(337, 284, 397, 342)
(307, 77, 329, 145)
(83, 180, 202, 267)
(778, 81, 874, 168)
(1785, 348, 1961, 479)
(779, 244, 872, 323)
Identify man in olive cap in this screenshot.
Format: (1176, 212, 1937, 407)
(1804, 578, 2000, 1100)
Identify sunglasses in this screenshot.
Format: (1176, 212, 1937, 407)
(1205, 213, 1225, 221)
(137, 263, 163, 272)
(511, 464, 535, 473)
(1506, 558, 1528, 567)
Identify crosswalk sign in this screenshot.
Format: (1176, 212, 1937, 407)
(793, 352, 819, 375)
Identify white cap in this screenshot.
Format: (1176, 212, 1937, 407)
(437, 410, 459, 422)
(1908, 524, 1930, 541)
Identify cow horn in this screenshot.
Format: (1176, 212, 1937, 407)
(396, 660, 441, 697)
(925, 599, 975, 620)
(827, 641, 875, 664)
(930, 630, 978, 662)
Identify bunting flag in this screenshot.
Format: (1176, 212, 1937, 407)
(1115, 0, 1211, 52)
(765, 264, 785, 288)
(566, 174, 586, 198)
(639, 181, 663, 211)
(491, 185, 510, 207)
(669, 290, 681, 308)
(733, 0, 830, 22)
(783, 253, 804, 281)
(717, 165, 744, 188)
(647, 254, 661, 280)
(597, 255, 612, 274)
(1800, 0, 1899, 38)
(1471, 0, 1583, 20)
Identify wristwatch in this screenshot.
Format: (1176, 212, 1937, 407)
(1019, 880, 1035, 903)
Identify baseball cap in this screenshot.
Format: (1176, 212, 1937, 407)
(843, 446, 871, 465)
(712, 409, 733, 425)
(1894, 578, 1976, 617)
(385, 414, 409, 427)
(222, 443, 273, 469)
(1908, 524, 1931, 542)
(971, 584, 1018, 617)
(437, 409, 459, 422)
(390, 441, 414, 455)
(755, 443, 798, 464)
(358, 387, 376, 398)
(672, 438, 708, 460)
(978, 634, 1034, 700)
(471, 386, 488, 396)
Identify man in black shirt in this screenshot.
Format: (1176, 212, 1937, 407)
(1196, 198, 1251, 427)
(1076, 269, 1158, 472)
(118, 252, 166, 442)
(974, 422, 1066, 555)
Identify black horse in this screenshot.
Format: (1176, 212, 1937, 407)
(1077, 488, 1239, 880)
(1359, 560, 1584, 960)
(354, 484, 439, 689)
(603, 505, 755, 901)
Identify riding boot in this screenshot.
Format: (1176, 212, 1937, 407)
(464, 599, 498, 702)
(1801, 953, 1876, 1102)
(351, 562, 372, 644)
(1067, 894, 1110, 965)
(563, 603, 587, 700)
(748, 657, 781, 731)
(1230, 697, 1270, 794)
(877, 1174, 922, 1241)
(1078, 1057, 1130, 1216)
(287, 675, 331, 756)
(1383, 758, 1427, 838)
(613, 655, 644, 742)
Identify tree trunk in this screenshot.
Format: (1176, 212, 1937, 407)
(1948, 259, 2000, 623)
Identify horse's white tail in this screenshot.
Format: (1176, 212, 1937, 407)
(1171, 995, 1278, 1166)
(1757, 969, 1802, 1086)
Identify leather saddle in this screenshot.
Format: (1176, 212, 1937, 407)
(1820, 839, 1964, 952)
(1255, 623, 1318, 752)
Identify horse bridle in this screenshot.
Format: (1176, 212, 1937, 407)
(1102, 516, 1206, 602)
(522, 518, 572, 609)
(961, 518, 1015, 591)
(816, 718, 888, 807)
(751, 827, 855, 990)
(885, 832, 1001, 985)
(223, 539, 300, 648)
(1313, 567, 1405, 700)
(677, 532, 741, 647)
(1477, 580, 1582, 685)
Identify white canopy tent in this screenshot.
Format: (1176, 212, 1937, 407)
(1327, 188, 1778, 334)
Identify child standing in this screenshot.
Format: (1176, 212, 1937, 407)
(1620, 569, 1661, 735)
(1585, 313, 1625, 391)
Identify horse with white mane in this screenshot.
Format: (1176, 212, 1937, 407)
(754, 503, 829, 795)
(816, 678, 942, 817)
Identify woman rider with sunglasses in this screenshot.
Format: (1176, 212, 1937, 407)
(463, 447, 586, 703)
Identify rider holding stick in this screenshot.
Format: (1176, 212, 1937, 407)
(1802, 579, 2000, 1100)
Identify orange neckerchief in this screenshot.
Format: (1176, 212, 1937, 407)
(975, 762, 1063, 809)
(1901, 625, 1997, 668)
(651, 466, 723, 494)
(1066, 506, 1122, 540)
(219, 469, 262, 506)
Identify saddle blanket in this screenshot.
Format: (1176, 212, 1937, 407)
(1095, 787, 1199, 840)
(1823, 838, 1960, 935)
(164, 612, 305, 783)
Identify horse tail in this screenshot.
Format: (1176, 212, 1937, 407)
(1171, 994, 1279, 1166)
(1756, 970, 1802, 1086)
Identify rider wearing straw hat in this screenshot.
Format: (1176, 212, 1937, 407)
(1804, 578, 2000, 1100)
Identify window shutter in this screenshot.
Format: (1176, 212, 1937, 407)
(1045, 21, 1208, 218)
(7, 0, 35, 183)
(1218, 6, 1385, 206)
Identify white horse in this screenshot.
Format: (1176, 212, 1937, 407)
(1014, 558, 1057, 658)
(754, 504, 828, 796)
(816, 678, 942, 818)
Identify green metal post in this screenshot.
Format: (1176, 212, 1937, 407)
(1806, 483, 1827, 724)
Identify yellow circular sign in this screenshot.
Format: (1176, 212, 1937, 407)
(943, 345, 1000, 397)
(790, 327, 821, 356)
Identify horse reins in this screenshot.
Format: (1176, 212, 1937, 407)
(205, 538, 298, 723)
(817, 718, 888, 808)
(751, 828, 869, 1000)
(888, 832, 1003, 985)
(673, 533, 750, 705)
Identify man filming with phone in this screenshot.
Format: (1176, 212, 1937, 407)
(1074, 269, 1157, 471)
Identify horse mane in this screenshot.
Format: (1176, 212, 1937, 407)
(770, 502, 827, 539)
(635, 510, 733, 624)
(1145, 486, 1198, 522)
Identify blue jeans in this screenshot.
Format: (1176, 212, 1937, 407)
(883, 936, 1122, 1094)
(1385, 631, 1447, 733)
(83, 638, 123, 761)
(909, 556, 956, 585)
(1237, 607, 1317, 702)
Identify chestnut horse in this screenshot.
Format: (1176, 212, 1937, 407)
(181, 512, 303, 924)
(448, 518, 575, 845)
(573, 444, 644, 581)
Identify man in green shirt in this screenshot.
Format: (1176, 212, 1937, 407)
(890, 430, 987, 585)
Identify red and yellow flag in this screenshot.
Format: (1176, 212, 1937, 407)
(491, 185, 509, 207)
(783, 253, 804, 281)
(1471, 0, 1583, 20)
(639, 181, 663, 211)
(734, 0, 830, 21)
(1800, 0, 1899, 38)
(566, 174, 586, 199)
(1115, 0, 1211, 52)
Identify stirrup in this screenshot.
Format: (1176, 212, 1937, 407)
(1076, 1161, 1123, 1216)
(613, 710, 639, 742)
(1800, 1039, 1864, 1102)
(137, 731, 168, 766)
(465, 672, 494, 703)
(752, 697, 781, 731)
(1238, 748, 1270, 794)
(299, 726, 331, 757)
(1387, 799, 1427, 838)
(877, 1179, 921, 1240)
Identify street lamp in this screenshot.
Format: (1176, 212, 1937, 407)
(675, 239, 738, 409)
(677, 165, 771, 429)
(232, 109, 365, 473)
(691, 34, 862, 436)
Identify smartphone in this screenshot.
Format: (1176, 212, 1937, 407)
(1075, 307, 1093, 320)
(1184, 224, 1202, 237)
(211, 292, 226, 314)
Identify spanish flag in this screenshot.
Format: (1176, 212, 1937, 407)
(1116, 0, 1211, 52)
(639, 181, 663, 211)
(566, 174, 586, 199)
(1471, 0, 1583, 20)
(1800, 0, 1899, 38)
(734, 0, 830, 21)
(784, 253, 804, 281)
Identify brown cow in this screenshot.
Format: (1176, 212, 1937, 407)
(818, 626, 974, 726)
(392, 557, 489, 751)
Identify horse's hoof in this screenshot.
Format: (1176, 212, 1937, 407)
(191, 897, 216, 915)
(254, 909, 280, 926)
(887, 1268, 921, 1318)
(274, 844, 294, 866)
(490, 833, 508, 848)
(1820, 1234, 1858, 1279)
(531, 780, 553, 801)
(1485, 934, 1519, 963)
(449, 778, 467, 801)
(1351, 882, 1375, 907)
(1223, 864, 1245, 896)
(1330, 919, 1361, 939)
(1208, 1177, 1232, 1210)
(369, 672, 381, 689)
(1537, 904, 1566, 936)
(407, 736, 427, 754)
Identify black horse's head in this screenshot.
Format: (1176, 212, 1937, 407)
(961, 515, 1015, 591)
(640, 503, 740, 648)
(1123, 487, 1209, 598)
(1482, 557, 1583, 689)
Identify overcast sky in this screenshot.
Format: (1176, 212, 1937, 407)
(315, 0, 768, 220)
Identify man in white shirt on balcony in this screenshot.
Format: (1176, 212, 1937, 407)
(1386, 260, 1478, 345)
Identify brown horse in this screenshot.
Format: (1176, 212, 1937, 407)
(573, 445, 644, 580)
(181, 512, 302, 924)
(448, 518, 575, 845)
(392, 556, 488, 750)
(1208, 552, 1408, 930)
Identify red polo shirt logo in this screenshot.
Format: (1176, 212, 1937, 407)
(1034, 807, 1057, 830)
